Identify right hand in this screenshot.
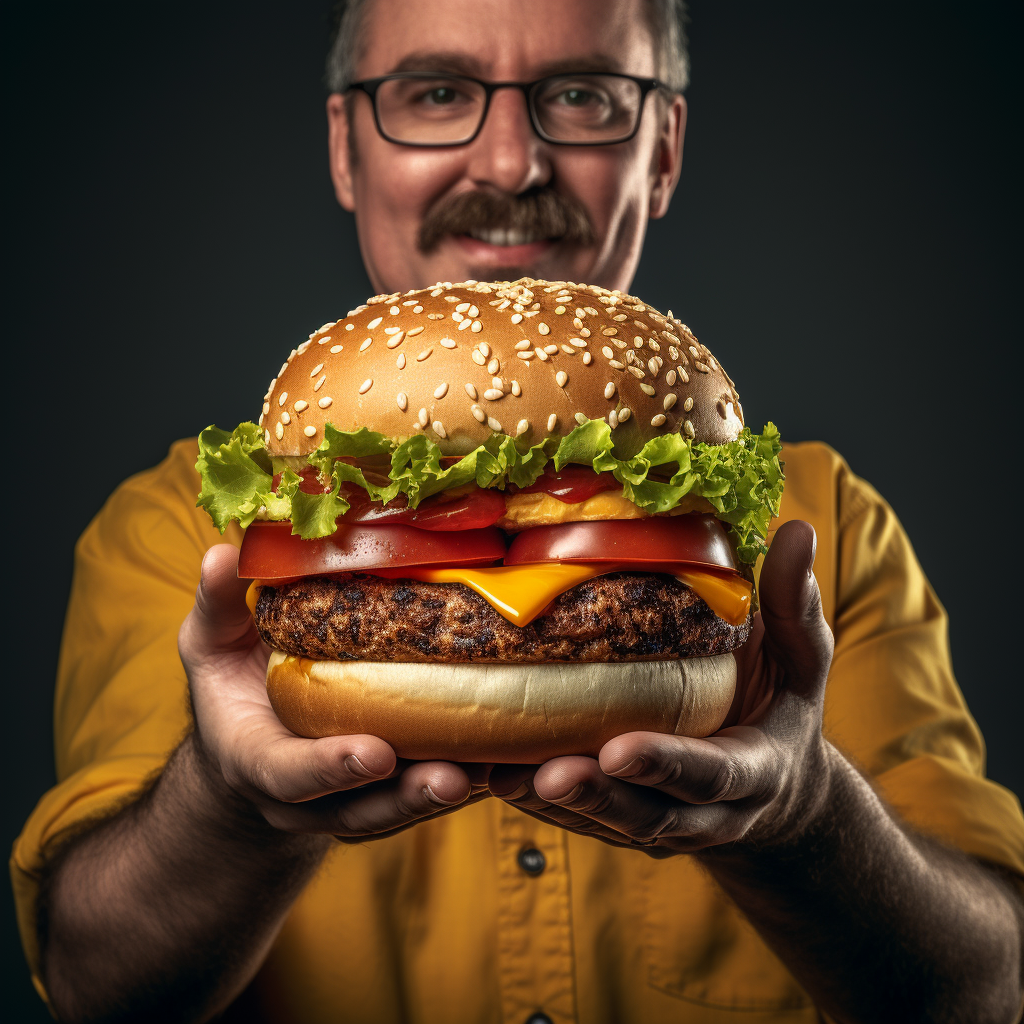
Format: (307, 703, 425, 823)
(178, 544, 487, 841)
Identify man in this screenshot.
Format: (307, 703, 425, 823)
(12, 1, 1024, 1021)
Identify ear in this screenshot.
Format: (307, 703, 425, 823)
(327, 93, 356, 212)
(648, 94, 686, 220)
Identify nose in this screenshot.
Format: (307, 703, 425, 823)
(465, 86, 552, 195)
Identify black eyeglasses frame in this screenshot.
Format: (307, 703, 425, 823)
(344, 71, 672, 148)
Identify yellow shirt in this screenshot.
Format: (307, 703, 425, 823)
(11, 439, 1024, 1022)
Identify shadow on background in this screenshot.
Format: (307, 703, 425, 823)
(4, 1, 1021, 1017)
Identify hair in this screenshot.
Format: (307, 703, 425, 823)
(325, 0, 690, 93)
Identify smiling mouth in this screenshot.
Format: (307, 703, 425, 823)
(465, 227, 553, 247)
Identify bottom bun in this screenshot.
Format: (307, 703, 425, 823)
(266, 651, 737, 762)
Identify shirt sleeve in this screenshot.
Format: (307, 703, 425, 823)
(8, 439, 241, 993)
(822, 458, 1024, 875)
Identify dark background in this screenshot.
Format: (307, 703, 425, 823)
(5, 1, 1021, 1016)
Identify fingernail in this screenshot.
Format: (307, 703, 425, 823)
(501, 782, 529, 801)
(345, 755, 380, 779)
(607, 756, 646, 778)
(424, 785, 462, 806)
(550, 783, 583, 805)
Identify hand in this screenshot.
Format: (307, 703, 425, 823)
(488, 520, 835, 854)
(178, 545, 487, 841)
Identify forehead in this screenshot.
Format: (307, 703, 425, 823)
(356, 0, 658, 79)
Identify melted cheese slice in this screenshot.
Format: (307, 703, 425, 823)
(246, 564, 752, 628)
(498, 489, 716, 530)
(393, 562, 751, 627)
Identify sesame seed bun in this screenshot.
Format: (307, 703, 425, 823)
(266, 650, 737, 762)
(258, 278, 744, 459)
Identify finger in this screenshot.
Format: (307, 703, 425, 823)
(757, 520, 833, 698)
(181, 545, 257, 657)
(290, 761, 473, 839)
(232, 730, 398, 803)
(533, 756, 757, 849)
(599, 729, 784, 805)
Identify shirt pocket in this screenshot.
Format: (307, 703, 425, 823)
(643, 857, 813, 1012)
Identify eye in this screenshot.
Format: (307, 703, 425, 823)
(426, 86, 458, 105)
(558, 88, 597, 107)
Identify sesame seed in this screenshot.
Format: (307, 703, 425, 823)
(634, 336, 644, 347)
(516, 418, 530, 436)
(663, 393, 678, 411)
(264, 429, 271, 444)
(458, 319, 471, 331)
(648, 358, 660, 377)
(651, 413, 667, 427)
(665, 369, 677, 386)
(514, 339, 531, 351)
(604, 382, 616, 399)
(304, 425, 317, 438)
(439, 336, 456, 348)
(534, 347, 549, 360)
(689, 345, 700, 358)
(427, 312, 444, 320)
(584, 306, 599, 316)
(683, 419, 695, 438)
(484, 388, 504, 401)
(389, 305, 400, 315)
(434, 383, 448, 399)
(602, 327, 617, 336)
(465, 383, 478, 399)
(487, 358, 500, 374)
(575, 309, 586, 319)
(397, 392, 408, 411)
(406, 326, 425, 338)
(396, 353, 407, 369)
(618, 407, 632, 423)
(487, 416, 502, 432)
(582, 352, 593, 364)
(517, 351, 534, 360)
(418, 408, 429, 427)
(297, 340, 313, 354)
(472, 350, 486, 366)
(275, 422, 284, 440)
(262, 402, 270, 415)
(511, 380, 522, 396)
(573, 317, 584, 329)
(669, 346, 679, 361)
(318, 396, 333, 409)
(367, 317, 382, 329)
(555, 370, 568, 387)
(318, 336, 330, 345)
(608, 410, 619, 428)
(416, 348, 433, 361)
(555, 305, 566, 314)
(492, 376, 503, 390)
(413, 305, 423, 313)
(678, 367, 690, 384)
(497, 299, 511, 309)
(649, 339, 661, 353)
(479, 342, 491, 357)
(471, 404, 486, 423)
(431, 287, 444, 297)
(628, 365, 645, 379)
(314, 375, 327, 391)
(432, 420, 447, 439)
(511, 313, 523, 325)
(575, 412, 589, 425)
(471, 320, 482, 332)
(613, 314, 627, 322)
(278, 392, 288, 407)
(683, 396, 694, 412)
(358, 378, 372, 394)
(293, 400, 308, 413)
(579, 328, 591, 338)
(661, 331, 678, 343)
(639, 383, 657, 396)
(455, 302, 470, 313)
(310, 364, 324, 377)
(547, 413, 558, 431)
(695, 361, 710, 373)
(360, 338, 372, 352)
(468, 306, 479, 318)
(345, 323, 355, 331)
(570, 338, 587, 348)
(280, 411, 291, 425)
(538, 322, 550, 335)
(330, 345, 344, 354)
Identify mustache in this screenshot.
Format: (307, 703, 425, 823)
(417, 189, 595, 253)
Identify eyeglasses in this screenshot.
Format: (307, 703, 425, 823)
(346, 72, 671, 147)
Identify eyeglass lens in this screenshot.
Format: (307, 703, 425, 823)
(374, 74, 644, 144)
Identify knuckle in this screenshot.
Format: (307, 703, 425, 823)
(698, 759, 738, 804)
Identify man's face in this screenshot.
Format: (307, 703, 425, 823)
(327, 0, 686, 295)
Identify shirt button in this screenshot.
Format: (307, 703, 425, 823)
(517, 847, 546, 875)
(525, 1014, 553, 1024)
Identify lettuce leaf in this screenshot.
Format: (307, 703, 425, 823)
(196, 420, 784, 561)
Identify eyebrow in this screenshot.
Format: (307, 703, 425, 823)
(388, 51, 627, 79)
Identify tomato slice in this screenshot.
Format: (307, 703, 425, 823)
(238, 521, 507, 580)
(514, 463, 620, 504)
(338, 485, 505, 531)
(503, 515, 738, 572)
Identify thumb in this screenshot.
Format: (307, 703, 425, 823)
(186, 544, 256, 649)
(757, 520, 833, 698)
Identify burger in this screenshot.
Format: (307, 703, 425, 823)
(196, 278, 783, 762)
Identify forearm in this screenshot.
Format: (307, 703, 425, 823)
(699, 743, 1024, 1024)
(39, 733, 331, 1024)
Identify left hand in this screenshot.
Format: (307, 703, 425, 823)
(488, 520, 836, 855)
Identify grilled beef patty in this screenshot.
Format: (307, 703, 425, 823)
(254, 572, 749, 663)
